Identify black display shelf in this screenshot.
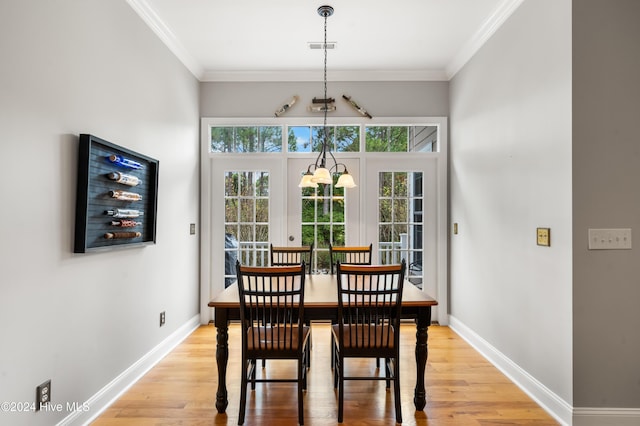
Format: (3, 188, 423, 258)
(74, 134, 159, 253)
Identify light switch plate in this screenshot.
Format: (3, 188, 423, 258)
(537, 228, 550, 246)
(588, 228, 632, 250)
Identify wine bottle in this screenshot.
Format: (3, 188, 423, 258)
(107, 154, 143, 170)
(274, 95, 298, 117)
(104, 209, 143, 218)
(110, 220, 142, 227)
(109, 190, 142, 201)
(106, 171, 140, 186)
(104, 231, 142, 239)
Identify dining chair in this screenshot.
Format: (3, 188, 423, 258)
(329, 243, 375, 367)
(329, 243, 372, 274)
(236, 261, 310, 425)
(268, 243, 314, 368)
(270, 243, 314, 273)
(332, 260, 406, 424)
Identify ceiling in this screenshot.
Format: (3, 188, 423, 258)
(127, 0, 524, 82)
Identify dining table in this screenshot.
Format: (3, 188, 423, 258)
(208, 273, 438, 413)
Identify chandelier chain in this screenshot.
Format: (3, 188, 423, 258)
(298, 5, 356, 189)
(323, 10, 329, 157)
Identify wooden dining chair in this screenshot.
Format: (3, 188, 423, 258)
(236, 261, 310, 425)
(270, 243, 314, 273)
(332, 260, 406, 424)
(329, 243, 372, 274)
(329, 243, 375, 367)
(268, 243, 314, 368)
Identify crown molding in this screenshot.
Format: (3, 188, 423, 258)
(200, 69, 449, 82)
(445, 0, 525, 79)
(126, 0, 205, 79)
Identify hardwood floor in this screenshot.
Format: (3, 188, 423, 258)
(92, 323, 558, 425)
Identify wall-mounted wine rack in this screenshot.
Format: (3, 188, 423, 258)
(74, 134, 159, 253)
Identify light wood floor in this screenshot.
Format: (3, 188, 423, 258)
(92, 323, 558, 425)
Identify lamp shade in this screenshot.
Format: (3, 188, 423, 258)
(298, 173, 318, 188)
(335, 172, 357, 188)
(311, 167, 332, 184)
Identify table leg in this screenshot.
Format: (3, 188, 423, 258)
(214, 309, 229, 413)
(413, 306, 431, 410)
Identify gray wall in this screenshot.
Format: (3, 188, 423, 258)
(573, 0, 640, 409)
(0, 1, 200, 425)
(449, 0, 573, 411)
(200, 81, 449, 117)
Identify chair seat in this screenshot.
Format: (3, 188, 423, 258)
(331, 324, 395, 349)
(248, 325, 310, 351)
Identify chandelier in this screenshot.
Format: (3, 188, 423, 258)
(298, 5, 356, 189)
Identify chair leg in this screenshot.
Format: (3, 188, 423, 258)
(306, 331, 312, 369)
(238, 359, 249, 425)
(302, 342, 309, 390)
(305, 320, 312, 369)
(298, 358, 305, 425)
(385, 358, 391, 388)
(333, 344, 339, 389)
(337, 354, 344, 423)
(330, 334, 335, 370)
(393, 356, 402, 424)
(250, 359, 257, 390)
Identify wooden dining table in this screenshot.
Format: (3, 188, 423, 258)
(208, 273, 438, 413)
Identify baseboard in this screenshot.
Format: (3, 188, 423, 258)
(448, 315, 572, 426)
(573, 408, 640, 426)
(57, 314, 201, 426)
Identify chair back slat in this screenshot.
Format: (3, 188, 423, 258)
(336, 261, 405, 351)
(329, 243, 372, 274)
(270, 243, 314, 273)
(236, 262, 306, 353)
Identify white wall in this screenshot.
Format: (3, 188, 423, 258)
(449, 0, 572, 422)
(0, 1, 200, 425)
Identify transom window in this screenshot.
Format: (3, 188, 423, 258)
(211, 126, 282, 152)
(210, 124, 439, 153)
(365, 125, 439, 152)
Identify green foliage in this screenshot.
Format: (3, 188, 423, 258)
(365, 126, 409, 152)
(211, 126, 282, 152)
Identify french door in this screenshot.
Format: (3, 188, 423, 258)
(364, 156, 444, 323)
(202, 156, 284, 320)
(201, 117, 448, 325)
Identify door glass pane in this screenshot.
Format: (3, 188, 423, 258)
(300, 175, 346, 273)
(224, 170, 270, 286)
(378, 171, 424, 289)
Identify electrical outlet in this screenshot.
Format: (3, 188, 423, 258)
(36, 380, 51, 410)
(190, 223, 196, 235)
(537, 228, 550, 246)
(160, 311, 166, 327)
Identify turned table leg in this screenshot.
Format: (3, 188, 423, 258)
(414, 307, 431, 410)
(214, 309, 229, 413)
